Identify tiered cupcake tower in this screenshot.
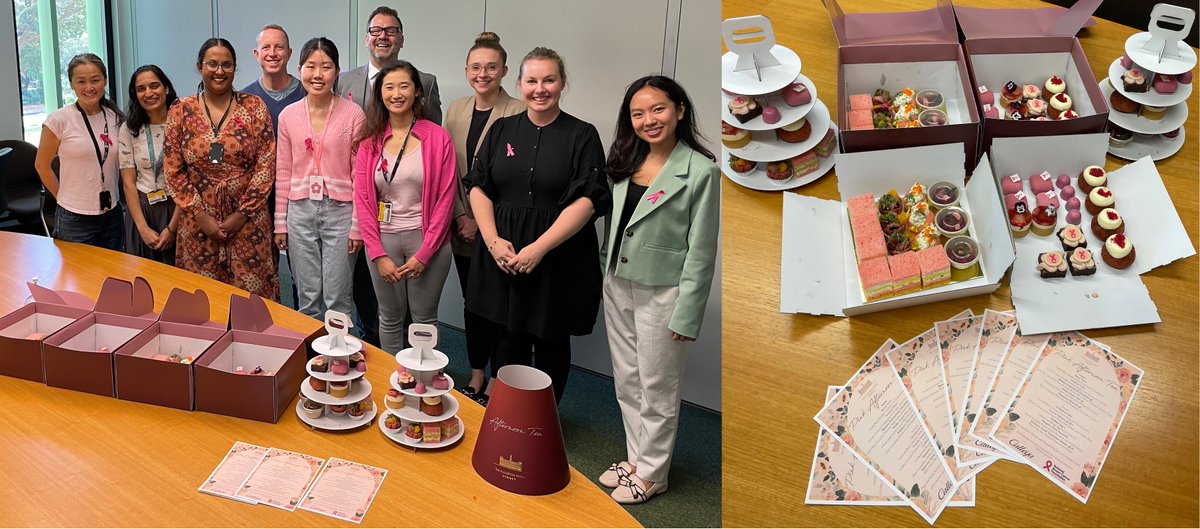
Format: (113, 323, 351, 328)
(377, 324, 465, 449)
(720, 15, 837, 191)
(1103, 4, 1195, 161)
(297, 311, 376, 429)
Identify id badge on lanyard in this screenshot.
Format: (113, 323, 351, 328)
(378, 200, 393, 223)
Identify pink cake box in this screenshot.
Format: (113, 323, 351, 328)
(826, 0, 982, 171)
(114, 288, 227, 411)
(0, 283, 94, 383)
(953, 0, 1108, 154)
(193, 293, 314, 423)
(42, 277, 158, 397)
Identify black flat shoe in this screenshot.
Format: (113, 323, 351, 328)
(474, 393, 490, 407)
(459, 376, 487, 398)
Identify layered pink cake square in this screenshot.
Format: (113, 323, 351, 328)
(857, 257, 893, 302)
(917, 245, 951, 288)
(855, 231, 887, 263)
(848, 109, 873, 130)
(814, 128, 838, 158)
(790, 151, 818, 178)
(888, 251, 921, 295)
(849, 93, 872, 111)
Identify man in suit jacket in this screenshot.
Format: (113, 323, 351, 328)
(336, 5, 442, 125)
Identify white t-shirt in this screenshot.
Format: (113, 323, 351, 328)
(117, 122, 167, 195)
(376, 145, 423, 233)
(42, 105, 121, 215)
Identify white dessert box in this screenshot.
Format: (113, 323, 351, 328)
(985, 133, 1195, 334)
(113, 288, 226, 411)
(0, 282, 94, 382)
(42, 277, 158, 397)
(781, 142, 1014, 316)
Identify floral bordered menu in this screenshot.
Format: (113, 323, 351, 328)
(299, 457, 388, 523)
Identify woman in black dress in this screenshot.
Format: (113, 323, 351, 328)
(464, 47, 610, 404)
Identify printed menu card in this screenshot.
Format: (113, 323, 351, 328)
(299, 458, 388, 523)
(968, 331, 1050, 456)
(814, 340, 958, 524)
(988, 332, 1143, 503)
(933, 313, 985, 466)
(234, 448, 326, 511)
(955, 310, 1019, 461)
(807, 386, 975, 508)
(198, 442, 268, 503)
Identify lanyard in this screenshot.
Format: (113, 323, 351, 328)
(307, 96, 337, 174)
(74, 103, 110, 182)
(202, 91, 234, 139)
(378, 117, 415, 190)
(144, 125, 162, 183)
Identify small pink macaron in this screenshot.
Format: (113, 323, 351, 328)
(761, 105, 781, 125)
(1066, 197, 1081, 211)
(356, 362, 367, 372)
(1059, 185, 1075, 199)
(1120, 54, 1133, 69)
(414, 382, 427, 394)
(1066, 210, 1082, 224)
(1055, 173, 1071, 188)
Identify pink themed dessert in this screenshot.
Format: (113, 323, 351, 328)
(728, 96, 763, 123)
(1119, 53, 1133, 69)
(1086, 187, 1115, 216)
(917, 245, 951, 288)
(1069, 248, 1097, 276)
(1091, 208, 1125, 240)
(1048, 93, 1072, 119)
(1043, 76, 1067, 100)
(1022, 84, 1041, 100)
(414, 382, 427, 395)
(1058, 224, 1087, 252)
(356, 361, 367, 373)
(790, 151, 819, 178)
(977, 85, 994, 106)
(782, 82, 812, 107)
(398, 371, 416, 389)
(1163, 127, 1182, 140)
(982, 103, 1000, 119)
(888, 251, 922, 295)
(854, 230, 888, 263)
(331, 359, 348, 375)
(1077, 166, 1106, 194)
(1029, 172, 1054, 194)
(1122, 70, 1147, 93)
(1038, 251, 1068, 278)
(385, 389, 405, 410)
(857, 257, 893, 302)
(1102, 234, 1135, 269)
(1000, 174, 1023, 195)
(761, 105, 781, 125)
(1066, 196, 1082, 211)
(848, 109, 872, 130)
(1179, 70, 1193, 84)
(1059, 185, 1075, 200)
(849, 93, 872, 111)
(1035, 190, 1060, 209)
(1057, 109, 1079, 120)
(1004, 190, 1029, 211)
(1066, 210, 1082, 225)
(1023, 98, 1046, 118)
(1153, 74, 1177, 95)
(1002, 81, 1023, 105)
(1055, 173, 1071, 188)
(814, 128, 838, 158)
(432, 374, 450, 390)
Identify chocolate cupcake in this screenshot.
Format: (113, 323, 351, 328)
(1085, 187, 1115, 216)
(1102, 234, 1135, 269)
(1091, 208, 1125, 241)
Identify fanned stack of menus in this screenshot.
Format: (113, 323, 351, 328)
(806, 309, 1144, 524)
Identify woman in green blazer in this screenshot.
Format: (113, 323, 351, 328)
(598, 75, 718, 504)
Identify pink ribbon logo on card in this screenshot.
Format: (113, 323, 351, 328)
(506, 143, 515, 157)
(1043, 460, 1053, 472)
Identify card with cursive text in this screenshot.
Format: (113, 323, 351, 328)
(814, 340, 958, 524)
(969, 331, 1050, 456)
(299, 458, 388, 523)
(989, 332, 1143, 503)
(887, 326, 995, 484)
(954, 309, 1021, 462)
(934, 312, 985, 467)
(234, 448, 326, 511)
(807, 386, 976, 507)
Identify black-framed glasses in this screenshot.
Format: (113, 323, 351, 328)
(367, 26, 401, 37)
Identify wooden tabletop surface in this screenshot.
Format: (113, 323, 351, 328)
(0, 232, 639, 527)
(720, 0, 1198, 526)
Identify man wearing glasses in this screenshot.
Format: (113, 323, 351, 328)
(338, 6, 443, 125)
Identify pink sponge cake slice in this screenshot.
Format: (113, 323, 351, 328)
(858, 257, 893, 302)
(848, 109, 873, 130)
(917, 245, 951, 289)
(888, 251, 921, 295)
(790, 150, 819, 178)
(855, 230, 887, 263)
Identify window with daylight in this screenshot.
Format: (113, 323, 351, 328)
(13, 0, 109, 144)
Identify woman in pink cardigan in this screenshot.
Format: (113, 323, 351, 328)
(353, 60, 456, 354)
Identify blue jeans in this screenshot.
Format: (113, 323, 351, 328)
(54, 206, 124, 252)
(286, 198, 354, 319)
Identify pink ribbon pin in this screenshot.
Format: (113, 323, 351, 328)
(233, 116, 245, 128)
(506, 143, 515, 157)
(305, 138, 314, 151)
(100, 133, 112, 146)
(378, 158, 388, 173)
(647, 190, 665, 205)
(1043, 461, 1053, 471)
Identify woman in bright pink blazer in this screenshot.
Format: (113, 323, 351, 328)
(353, 60, 456, 354)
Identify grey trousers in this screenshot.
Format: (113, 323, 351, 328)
(366, 229, 452, 354)
(286, 198, 354, 319)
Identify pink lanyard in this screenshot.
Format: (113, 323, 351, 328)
(307, 97, 337, 174)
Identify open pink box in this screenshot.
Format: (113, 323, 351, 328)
(825, 0, 982, 170)
(953, 0, 1108, 155)
(42, 277, 157, 397)
(114, 288, 226, 411)
(193, 293, 309, 423)
(0, 283, 95, 382)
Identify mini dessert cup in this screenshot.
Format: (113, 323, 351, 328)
(945, 236, 981, 282)
(935, 206, 970, 243)
(915, 89, 946, 113)
(918, 109, 948, 127)
(928, 181, 960, 211)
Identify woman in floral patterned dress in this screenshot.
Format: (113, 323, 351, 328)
(164, 38, 279, 300)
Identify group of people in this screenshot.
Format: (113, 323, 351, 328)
(33, 6, 717, 505)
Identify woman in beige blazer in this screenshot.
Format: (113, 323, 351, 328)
(599, 75, 718, 505)
(444, 32, 526, 403)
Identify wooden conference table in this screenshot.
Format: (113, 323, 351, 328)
(721, 0, 1198, 527)
(0, 232, 639, 527)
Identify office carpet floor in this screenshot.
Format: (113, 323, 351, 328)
(279, 266, 722, 528)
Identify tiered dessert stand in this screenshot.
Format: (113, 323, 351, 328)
(297, 311, 376, 430)
(1105, 4, 1195, 161)
(720, 15, 836, 191)
(377, 324, 465, 449)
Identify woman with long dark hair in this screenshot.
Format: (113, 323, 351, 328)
(352, 60, 456, 354)
(35, 53, 126, 250)
(274, 38, 365, 319)
(119, 65, 180, 264)
(598, 75, 718, 504)
(463, 47, 611, 405)
(163, 38, 278, 299)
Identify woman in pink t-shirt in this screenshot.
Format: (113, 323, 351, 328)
(35, 53, 125, 250)
(352, 60, 456, 355)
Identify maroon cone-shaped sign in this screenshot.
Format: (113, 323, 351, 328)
(472, 365, 569, 495)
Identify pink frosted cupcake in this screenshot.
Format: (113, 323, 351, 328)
(1047, 93, 1072, 119)
(1043, 75, 1067, 101)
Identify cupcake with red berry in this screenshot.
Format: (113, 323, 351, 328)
(1043, 75, 1067, 101)
(1077, 165, 1106, 194)
(1047, 93, 1072, 119)
(1085, 187, 1115, 216)
(1091, 208, 1124, 240)
(1102, 234, 1135, 269)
